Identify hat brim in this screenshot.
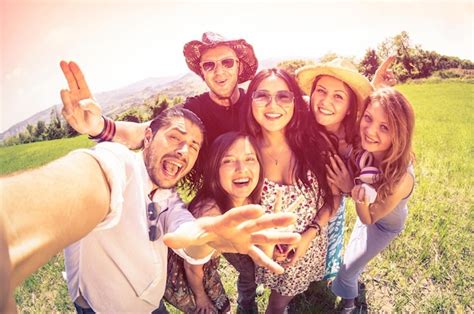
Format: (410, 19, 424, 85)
(184, 39, 258, 83)
(296, 65, 373, 117)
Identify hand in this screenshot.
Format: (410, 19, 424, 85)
(351, 184, 369, 206)
(326, 153, 353, 194)
(194, 294, 217, 314)
(372, 56, 397, 89)
(163, 205, 301, 274)
(59, 61, 104, 136)
(284, 228, 315, 268)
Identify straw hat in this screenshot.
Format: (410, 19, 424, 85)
(183, 32, 258, 83)
(296, 58, 373, 116)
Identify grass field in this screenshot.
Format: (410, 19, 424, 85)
(1, 81, 473, 312)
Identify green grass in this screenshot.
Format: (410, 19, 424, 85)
(0, 136, 94, 175)
(2, 82, 473, 312)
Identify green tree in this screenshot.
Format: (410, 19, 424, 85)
(34, 120, 46, 141)
(150, 98, 169, 119)
(115, 107, 144, 123)
(359, 49, 380, 80)
(45, 109, 66, 140)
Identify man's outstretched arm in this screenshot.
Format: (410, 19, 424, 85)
(0, 152, 110, 291)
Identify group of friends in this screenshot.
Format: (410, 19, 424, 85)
(0, 32, 415, 314)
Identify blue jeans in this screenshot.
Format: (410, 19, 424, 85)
(222, 253, 258, 313)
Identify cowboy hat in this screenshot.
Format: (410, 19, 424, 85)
(296, 58, 373, 117)
(183, 32, 258, 83)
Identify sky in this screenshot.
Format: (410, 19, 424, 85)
(1, 0, 473, 132)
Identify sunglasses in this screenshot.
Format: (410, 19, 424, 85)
(147, 203, 169, 241)
(200, 58, 239, 72)
(252, 90, 295, 107)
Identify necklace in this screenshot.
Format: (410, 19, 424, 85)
(262, 145, 290, 166)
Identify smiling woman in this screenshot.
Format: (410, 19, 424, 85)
(164, 131, 264, 313)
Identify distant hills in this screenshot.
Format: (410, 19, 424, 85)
(0, 73, 209, 142)
(0, 58, 285, 142)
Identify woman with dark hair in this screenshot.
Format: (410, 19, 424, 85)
(295, 58, 374, 282)
(241, 68, 339, 313)
(164, 131, 264, 314)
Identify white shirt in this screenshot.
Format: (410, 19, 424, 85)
(64, 142, 210, 313)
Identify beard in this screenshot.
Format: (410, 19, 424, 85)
(144, 149, 177, 190)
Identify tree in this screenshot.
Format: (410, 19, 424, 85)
(359, 49, 380, 80)
(45, 109, 66, 140)
(150, 98, 169, 119)
(34, 120, 46, 141)
(115, 107, 144, 123)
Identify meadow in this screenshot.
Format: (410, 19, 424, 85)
(1, 81, 472, 312)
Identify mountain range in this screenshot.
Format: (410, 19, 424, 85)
(0, 58, 286, 142)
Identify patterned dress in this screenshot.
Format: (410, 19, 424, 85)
(164, 250, 230, 313)
(255, 175, 328, 296)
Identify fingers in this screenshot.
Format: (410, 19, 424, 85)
(329, 154, 341, 173)
(69, 61, 91, 94)
(325, 164, 337, 180)
(250, 230, 301, 245)
(352, 185, 366, 204)
(60, 89, 74, 124)
(219, 204, 265, 228)
(59, 60, 93, 99)
(377, 55, 396, 73)
(327, 175, 335, 185)
(79, 98, 102, 116)
(241, 212, 297, 234)
(273, 188, 283, 213)
(60, 60, 79, 91)
(247, 245, 285, 274)
(333, 154, 348, 174)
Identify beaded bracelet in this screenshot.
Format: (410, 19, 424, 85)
(88, 116, 116, 142)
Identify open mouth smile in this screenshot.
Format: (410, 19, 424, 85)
(162, 159, 184, 177)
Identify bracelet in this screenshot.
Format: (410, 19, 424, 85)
(88, 116, 116, 142)
(304, 221, 321, 236)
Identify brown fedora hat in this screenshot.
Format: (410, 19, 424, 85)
(183, 32, 258, 83)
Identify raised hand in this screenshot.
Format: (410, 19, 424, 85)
(372, 56, 397, 89)
(163, 205, 301, 274)
(326, 153, 353, 194)
(59, 61, 104, 136)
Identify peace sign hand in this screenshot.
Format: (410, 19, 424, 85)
(372, 56, 397, 89)
(59, 61, 104, 136)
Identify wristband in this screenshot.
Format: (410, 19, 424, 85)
(88, 116, 116, 142)
(305, 221, 321, 236)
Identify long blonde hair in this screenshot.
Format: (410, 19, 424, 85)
(361, 87, 415, 201)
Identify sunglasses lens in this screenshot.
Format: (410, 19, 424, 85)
(276, 91, 294, 104)
(252, 91, 271, 105)
(201, 61, 215, 72)
(149, 225, 157, 241)
(221, 58, 235, 68)
(147, 203, 157, 220)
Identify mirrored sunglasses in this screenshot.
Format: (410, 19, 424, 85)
(200, 58, 238, 72)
